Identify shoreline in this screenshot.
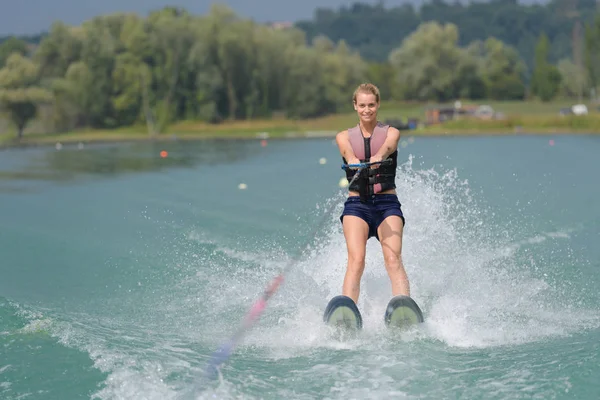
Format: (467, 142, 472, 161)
(2, 98, 600, 149)
(2, 127, 599, 150)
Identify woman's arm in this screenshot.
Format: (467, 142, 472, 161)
(336, 130, 360, 165)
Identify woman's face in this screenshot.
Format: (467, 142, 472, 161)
(353, 92, 379, 124)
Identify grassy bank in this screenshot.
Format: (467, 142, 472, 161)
(2, 100, 599, 148)
(423, 114, 600, 134)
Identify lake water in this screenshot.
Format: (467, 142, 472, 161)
(1, 134, 599, 399)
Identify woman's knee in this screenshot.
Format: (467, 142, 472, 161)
(383, 253, 402, 269)
(347, 252, 366, 273)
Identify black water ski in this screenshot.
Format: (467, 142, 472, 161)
(323, 295, 363, 331)
(384, 295, 424, 329)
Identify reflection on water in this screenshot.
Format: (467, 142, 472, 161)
(0, 139, 258, 192)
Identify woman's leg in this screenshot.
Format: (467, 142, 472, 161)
(377, 216, 410, 296)
(342, 215, 370, 303)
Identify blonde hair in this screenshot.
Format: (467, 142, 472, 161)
(353, 83, 380, 104)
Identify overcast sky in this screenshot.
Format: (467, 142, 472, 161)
(1, 0, 548, 36)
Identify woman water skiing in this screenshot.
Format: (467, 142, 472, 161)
(335, 83, 410, 305)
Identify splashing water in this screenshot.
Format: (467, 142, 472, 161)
(233, 155, 598, 354)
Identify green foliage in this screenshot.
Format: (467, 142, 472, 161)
(584, 14, 600, 93)
(0, 34, 45, 46)
(295, 0, 598, 70)
(296, 3, 421, 63)
(388, 22, 485, 102)
(0, 53, 53, 138)
(531, 34, 562, 102)
(34, 22, 84, 79)
(557, 58, 588, 99)
(0, 37, 29, 68)
(365, 62, 394, 101)
(468, 38, 527, 100)
(439, 114, 600, 132)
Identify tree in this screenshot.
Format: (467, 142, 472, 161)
(584, 13, 600, 99)
(34, 22, 84, 78)
(365, 62, 394, 101)
(145, 7, 197, 131)
(0, 54, 53, 139)
(468, 37, 527, 100)
(557, 58, 588, 100)
(530, 33, 562, 101)
(193, 5, 248, 121)
(0, 37, 29, 68)
(388, 22, 484, 102)
(49, 61, 93, 132)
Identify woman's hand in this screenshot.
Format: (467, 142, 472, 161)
(369, 155, 383, 169)
(347, 157, 361, 169)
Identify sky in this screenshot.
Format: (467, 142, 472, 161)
(1, 0, 548, 36)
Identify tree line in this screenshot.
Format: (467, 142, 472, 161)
(0, 4, 599, 139)
(297, 0, 598, 68)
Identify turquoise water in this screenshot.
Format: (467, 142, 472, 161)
(1, 135, 599, 399)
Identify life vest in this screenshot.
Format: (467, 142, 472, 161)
(343, 122, 397, 202)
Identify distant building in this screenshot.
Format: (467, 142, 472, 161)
(425, 103, 496, 124)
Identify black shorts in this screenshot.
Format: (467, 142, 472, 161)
(339, 194, 405, 240)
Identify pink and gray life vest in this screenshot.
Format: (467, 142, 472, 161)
(343, 122, 397, 201)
